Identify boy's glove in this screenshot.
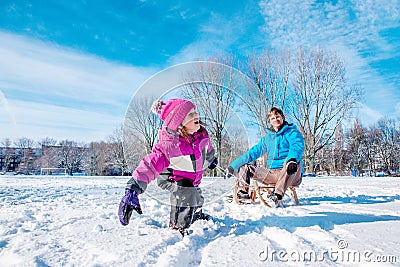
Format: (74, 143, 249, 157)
(286, 158, 298, 175)
(208, 157, 218, 170)
(225, 166, 234, 178)
(118, 189, 142, 226)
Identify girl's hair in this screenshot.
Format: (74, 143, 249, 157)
(179, 121, 206, 140)
(267, 107, 285, 122)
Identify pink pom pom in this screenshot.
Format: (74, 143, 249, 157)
(151, 100, 164, 115)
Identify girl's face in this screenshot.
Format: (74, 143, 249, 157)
(182, 108, 200, 134)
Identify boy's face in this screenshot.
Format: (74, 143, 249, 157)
(183, 108, 200, 134)
(268, 112, 284, 130)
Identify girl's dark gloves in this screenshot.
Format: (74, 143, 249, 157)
(118, 189, 142, 226)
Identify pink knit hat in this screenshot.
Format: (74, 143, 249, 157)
(151, 98, 196, 131)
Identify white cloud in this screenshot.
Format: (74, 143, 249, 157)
(4, 99, 123, 143)
(0, 31, 155, 107)
(0, 89, 16, 125)
(353, 101, 400, 127)
(168, 11, 250, 64)
(258, 0, 400, 51)
(0, 31, 158, 142)
(257, 0, 400, 118)
(354, 102, 383, 126)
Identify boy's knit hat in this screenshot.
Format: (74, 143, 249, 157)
(151, 98, 196, 131)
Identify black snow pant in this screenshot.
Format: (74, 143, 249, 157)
(158, 178, 204, 230)
(127, 175, 204, 229)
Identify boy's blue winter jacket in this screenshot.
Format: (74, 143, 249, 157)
(230, 122, 304, 171)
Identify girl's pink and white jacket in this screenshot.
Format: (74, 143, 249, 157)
(131, 126, 215, 190)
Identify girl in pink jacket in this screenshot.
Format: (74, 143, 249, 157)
(118, 98, 217, 235)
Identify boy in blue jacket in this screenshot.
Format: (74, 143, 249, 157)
(227, 107, 304, 206)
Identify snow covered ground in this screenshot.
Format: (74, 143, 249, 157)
(0, 175, 399, 266)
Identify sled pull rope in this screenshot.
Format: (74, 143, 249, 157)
(214, 165, 238, 180)
(214, 165, 253, 187)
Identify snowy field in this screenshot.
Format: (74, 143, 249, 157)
(0, 175, 399, 267)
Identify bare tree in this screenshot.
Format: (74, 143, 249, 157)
(222, 128, 248, 166)
(85, 141, 108, 175)
(290, 47, 363, 173)
(182, 57, 238, 164)
(14, 137, 35, 149)
(86, 141, 100, 176)
(374, 118, 399, 174)
(38, 137, 58, 147)
(244, 49, 291, 134)
(332, 123, 346, 174)
(14, 137, 35, 174)
(368, 126, 386, 174)
(314, 124, 347, 176)
(344, 119, 369, 175)
(124, 96, 162, 153)
(363, 130, 378, 175)
(0, 138, 12, 172)
(108, 125, 129, 176)
(59, 140, 87, 175)
(395, 117, 400, 174)
(37, 137, 59, 170)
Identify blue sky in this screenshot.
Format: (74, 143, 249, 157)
(0, 0, 399, 143)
